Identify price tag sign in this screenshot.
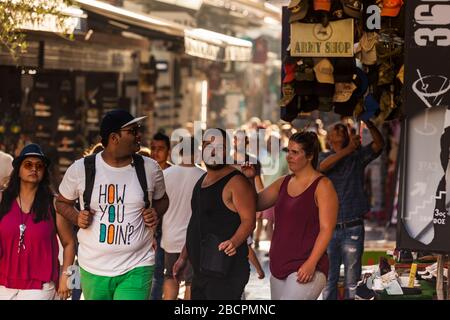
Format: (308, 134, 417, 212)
(408, 263, 418, 288)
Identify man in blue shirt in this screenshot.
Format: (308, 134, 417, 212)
(319, 120, 384, 300)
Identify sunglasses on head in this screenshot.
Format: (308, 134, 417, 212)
(22, 161, 45, 171)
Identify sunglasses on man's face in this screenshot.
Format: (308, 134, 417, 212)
(22, 161, 45, 171)
(120, 125, 142, 136)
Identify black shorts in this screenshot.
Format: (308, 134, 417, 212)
(191, 269, 250, 300)
(164, 252, 193, 284)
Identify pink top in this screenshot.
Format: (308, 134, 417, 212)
(0, 200, 59, 289)
(270, 175, 329, 280)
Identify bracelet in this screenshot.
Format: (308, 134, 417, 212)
(62, 270, 72, 276)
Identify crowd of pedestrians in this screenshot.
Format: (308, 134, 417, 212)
(0, 110, 383, 300)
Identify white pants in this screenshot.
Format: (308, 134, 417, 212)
(271, 271, 326, 300)
(0, 282, 56, 300)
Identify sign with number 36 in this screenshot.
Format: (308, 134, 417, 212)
(414, 1, 450, 47)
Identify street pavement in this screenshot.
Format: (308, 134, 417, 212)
(244, 240, 271, 300)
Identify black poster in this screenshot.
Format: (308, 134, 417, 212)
(398, 0, 450, 252)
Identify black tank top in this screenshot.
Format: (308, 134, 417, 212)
(186, 169, 249, 276)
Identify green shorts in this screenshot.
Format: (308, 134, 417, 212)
(80, 265, 154, 300)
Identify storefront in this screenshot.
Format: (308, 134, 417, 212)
(0, 0, 180, 183)
(75, 0, 257, 137)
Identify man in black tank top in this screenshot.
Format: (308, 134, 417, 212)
(173, 128, 256, 300)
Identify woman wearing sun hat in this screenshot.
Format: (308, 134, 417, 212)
(0, 143, 75, 300)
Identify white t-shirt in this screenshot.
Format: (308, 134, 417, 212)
(0, 151, 13, 187)
(59, 152, 165, 276)
(160, 165, 205, 253)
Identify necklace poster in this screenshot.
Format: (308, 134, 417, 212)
(398, 0, 450, 252)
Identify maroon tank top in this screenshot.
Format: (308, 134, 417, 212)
(270, 175, 329, 280)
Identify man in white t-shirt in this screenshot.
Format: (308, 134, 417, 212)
(56, 110, 169, 300)
(0, 150, 13, 188)
(161, 137, 205, 300)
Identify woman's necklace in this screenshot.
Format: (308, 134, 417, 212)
(18, 194, 30, 253)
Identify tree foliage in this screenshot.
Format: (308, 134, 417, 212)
(0, 0, 75, 57)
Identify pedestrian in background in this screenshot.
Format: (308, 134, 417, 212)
(161, 137, 204, 300)
(320, 120, 384, 300)
(150, 132, 172, 300)
(231, 129, 264, 249)
(0, 149, 13, 189)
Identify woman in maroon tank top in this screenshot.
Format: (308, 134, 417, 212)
(0, 144, 75, 300)
(247, 132, 338, 299)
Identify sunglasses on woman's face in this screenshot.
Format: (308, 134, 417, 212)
(22, 161, 45, 171)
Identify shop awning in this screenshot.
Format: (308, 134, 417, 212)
(75, 0, 185, 38)
(184, 28, 253, 62)
(76, 0, 252, 62)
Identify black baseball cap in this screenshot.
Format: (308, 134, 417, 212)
(333, 58, 356, 83)
(100, 109, 147, 144)
(13, 143, 50, 168)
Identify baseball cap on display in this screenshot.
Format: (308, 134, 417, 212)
(281, 99, 300, 122)
(100, 109, 147, 144)
(381, 0, 403, 17)
(299, 95, 319, 113)
(318, 96, 334, 112)
(280, 85, 300, 122)
(295, 58, 315, 82)
(396, 64, 404, 84)
(366, 64, 379, 86)
(333, 58, 356, 83)
(315, 82, 335, 97)
(330, 0, 345, 20)
(283, 61, 297, 83)
(313, 58, 335, 84)
(377, 62, 396, 86)
(353, 67, 369, 97)
(355, 31, 378, 66)
(334, 95, 358, 116)
(377, 90, 396, 121)
(315, 82, 335, 111)
(333, 82, 357, 103)
(341, 0, 363, 18)
(314, 0, 331, 11)
(289, 0, 310, 23)
(358, 94, 380, 121)
(296, 81, 315, 96)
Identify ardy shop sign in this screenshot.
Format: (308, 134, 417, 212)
(290, 18, 354, 57)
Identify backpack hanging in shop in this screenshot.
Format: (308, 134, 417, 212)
(82, 153, 150, 211)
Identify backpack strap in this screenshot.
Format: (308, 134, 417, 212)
(132, 154, 150, 209)
(83, 154, 97, 211)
